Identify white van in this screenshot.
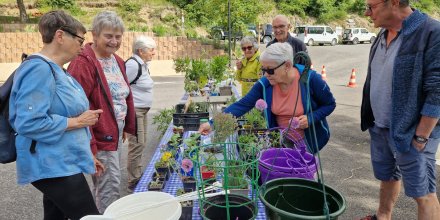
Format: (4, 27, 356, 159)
(294, 25, 338, 46)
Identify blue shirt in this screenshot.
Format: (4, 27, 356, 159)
(370, 31, 402, 128)
(9, 55, 95, 185)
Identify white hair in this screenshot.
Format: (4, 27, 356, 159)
(240, 36, 259, 49)
(132, 36, 157, 54)
(92, 11, 125, 35)
(260, 42, 293, 65)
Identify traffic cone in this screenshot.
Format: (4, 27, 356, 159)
(347, 68, 357, 88)
(321, 65, 327, 81)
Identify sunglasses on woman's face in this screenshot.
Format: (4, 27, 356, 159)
(261, 61, 286, 75)
(241, 46, 253, 51)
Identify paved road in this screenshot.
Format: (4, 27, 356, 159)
(1, 43, 438, 220)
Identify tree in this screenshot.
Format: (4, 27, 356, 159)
(17, 0, 28, 23)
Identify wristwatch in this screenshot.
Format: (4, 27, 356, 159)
(414, 135, 429, 144)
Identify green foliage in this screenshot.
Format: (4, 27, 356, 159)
(413, 0, 436, 13)
(209, 55, 229, 83)
(38, 0, 75, 9)
(119, 0, 142, 14)
(213, 113, 237, 143)
(174, 57, 191, 74)
(152, 107, 175, 135)
(152, 25, 167, 36)
(277, 0, 310, 18)
(128, 23, 149, 32)
(244, 108, 266, 129)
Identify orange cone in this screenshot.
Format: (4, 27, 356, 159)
(321, 65, 327, 81)
(347, 68, 357, 88)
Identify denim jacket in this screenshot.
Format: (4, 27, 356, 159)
(361, 10, 440, 152)
(9, 57, 95, 185)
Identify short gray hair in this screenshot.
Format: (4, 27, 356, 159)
(240, 36, 259, 49)
(260, 42, 293, 65)
(92, 11, 125, 35)
(132, 36, 157, 54)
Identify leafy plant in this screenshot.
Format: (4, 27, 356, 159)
(244, 108, 266, 129)
(174, 57, 191, 74)
(209, 55, 229, 83)
(153, 107, 175, 135)
(153, 25, 167, 36)
(186, 102, 209, 113)
(119, 0, 142, 14)
(237, 133, 259, 160)
(213, 113, 237, 143)
(183, 133, 201, 159)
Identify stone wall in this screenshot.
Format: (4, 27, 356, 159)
(0, 32, 225, 63)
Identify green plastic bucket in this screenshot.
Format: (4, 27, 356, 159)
(259, 178, 346, 220)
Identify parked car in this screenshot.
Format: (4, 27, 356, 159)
(293, 25, 338, 46)
(342, 28, 377, 45)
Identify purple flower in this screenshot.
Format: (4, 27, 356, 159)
(289, 117, 300, 129)
(181, 158, 193, 174)
(255, 99, 267, 111)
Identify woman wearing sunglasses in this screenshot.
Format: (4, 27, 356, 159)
(201, 42, 336, 153)
(236, 36, 262, 96)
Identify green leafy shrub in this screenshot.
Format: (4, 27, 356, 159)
(152, 25, 167, 36)
(119, 0, 142, 14)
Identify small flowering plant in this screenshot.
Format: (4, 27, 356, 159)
(255, 99, 267, 111)
(181, 158, 194, 176)
(242, 99, 267, 129)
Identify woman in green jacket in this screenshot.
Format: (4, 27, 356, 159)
(236, 36, 261, 96)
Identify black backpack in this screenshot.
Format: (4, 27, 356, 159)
(0, 54, 55, 164)
(125, 57, 143, 85)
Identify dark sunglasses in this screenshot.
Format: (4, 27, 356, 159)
(59, 26, 85, 46)
(241, 46, 253, 51)
(261, 61, 286, 75)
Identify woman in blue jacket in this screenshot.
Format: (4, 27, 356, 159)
(200, 42, 336, 153)
(9, 11, 103, 220)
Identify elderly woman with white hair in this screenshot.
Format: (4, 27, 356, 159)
(125, 36, 156, 191)
(67, 11, 136, 213)
(236, 36, 261, 95)
(200, 42, 336, 153)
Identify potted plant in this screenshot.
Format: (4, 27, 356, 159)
(155, 151, 175, 175)
(212, 112, 237, 143)
(152, 107, 175, 136)
(148, 177, 165, 191)
(200, 152, 217, 184)
(181, 158, 196, 191)
(176, 188, 194, 220)
(224, 160, 250, 197)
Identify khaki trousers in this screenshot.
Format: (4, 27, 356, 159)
(92, 120, 124, 213)
(127, 107, 149, 187)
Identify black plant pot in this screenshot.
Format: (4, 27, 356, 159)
(148, 181, 165, 191)
(182, 176, 196, 191)
(179, 200, 194, 220)
(201, 194, 257, 220)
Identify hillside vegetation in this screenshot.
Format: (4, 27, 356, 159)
(0, 0, 439, 37)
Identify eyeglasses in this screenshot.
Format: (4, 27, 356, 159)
(365, 0, 386, 14)
(241, 46, 253, 51)
(261, 61, 286, 75)
(59, 26, 85, 46)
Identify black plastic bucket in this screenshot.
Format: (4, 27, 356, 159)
(201, 194, 257, 220)
(259, 178, 346, 220)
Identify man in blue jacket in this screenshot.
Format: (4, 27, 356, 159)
(360, 1, 440, 219)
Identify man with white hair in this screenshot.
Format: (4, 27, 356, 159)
(125, 35, 156, 191)
(266, 14, 307, 56)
